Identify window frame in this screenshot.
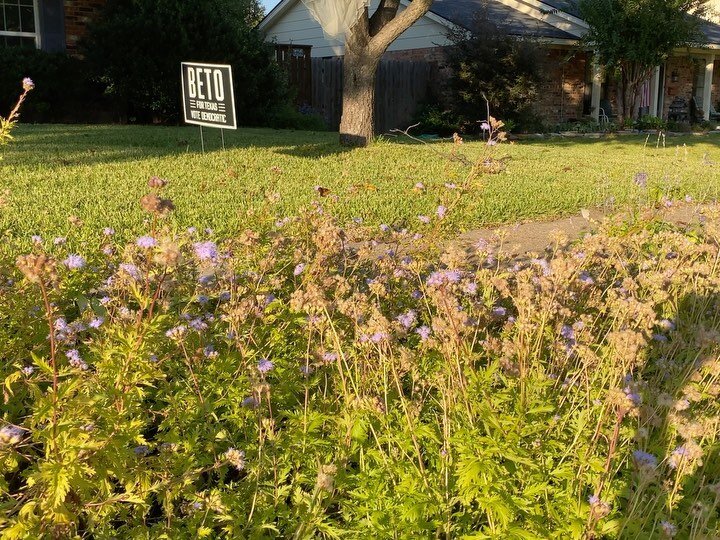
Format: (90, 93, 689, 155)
(0, 0, 41, 49)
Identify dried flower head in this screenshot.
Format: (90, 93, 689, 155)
(140, 193, 175, 217)
(316, 464, 337, 492)
(148, 176, 168, 189)
(16, 254, 57, 285)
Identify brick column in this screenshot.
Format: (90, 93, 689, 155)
(64, 0, 107, 55)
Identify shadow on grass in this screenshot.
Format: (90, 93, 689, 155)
(5, 124, 341, 168)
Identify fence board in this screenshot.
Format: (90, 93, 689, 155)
(310, 57, 431, 133)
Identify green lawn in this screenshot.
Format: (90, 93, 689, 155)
(1, 124, 719, 249)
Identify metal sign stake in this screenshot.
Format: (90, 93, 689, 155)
(199, 126, 205, 153)
(221, 129, 225, 150)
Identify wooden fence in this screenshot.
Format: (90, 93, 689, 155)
(311, 57, 432, 134)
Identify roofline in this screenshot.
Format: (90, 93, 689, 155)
(260, 0, 462, 33)
(259, 0, 720, 48)
(494, 0, 587, 38)
(258, 0, 294, 31)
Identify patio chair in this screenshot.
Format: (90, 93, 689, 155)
(709, 102, 720, 122)
(598, 98, 614, 124)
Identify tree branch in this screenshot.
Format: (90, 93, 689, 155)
(368, 0, 433, 57)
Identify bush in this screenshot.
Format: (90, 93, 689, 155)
(84, 0, 287, 124)
(0, 48, 106, 123)
(444, 12, 543, 134)
(635, 115, 668, 131)
(266, 104, 328, 131)
(413, 104, 464, 136)
(1, 178, 719, 537)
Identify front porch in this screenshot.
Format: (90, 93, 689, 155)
(589, 52, 720, 123)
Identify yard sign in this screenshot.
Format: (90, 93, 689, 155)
(181, 62, 237, 130)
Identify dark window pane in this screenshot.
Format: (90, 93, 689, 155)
(4, 5, 20, 32)
(19, 5, 33, 32)
(1, 35, 34, 48)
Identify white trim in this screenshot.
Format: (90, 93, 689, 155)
(33, 0, 41, 49)
(259, 0, 300, 31)
(260, 0, 461, 33)
(534, 0, 589, 30)
(494, 0, 587, 38)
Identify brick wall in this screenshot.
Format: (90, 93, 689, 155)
(662, 56, 697, 119)
(383, 46, 590, 125)
(378, 46, 720, 125)
(534, 49, 589, 125)
(64, 0, 106, 54)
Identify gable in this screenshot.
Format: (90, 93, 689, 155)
(260, 0, 453, 57)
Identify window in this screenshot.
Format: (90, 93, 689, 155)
(1, 0, 38, 48)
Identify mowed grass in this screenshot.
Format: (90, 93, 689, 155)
(1, 124, 720, 249)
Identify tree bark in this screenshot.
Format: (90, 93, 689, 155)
(340, 49, 379, 147)
(337, 0, 433, 147)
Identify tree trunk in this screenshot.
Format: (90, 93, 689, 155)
(340, 49, 379, 147)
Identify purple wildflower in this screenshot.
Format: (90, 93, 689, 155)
(397, 310, 417, 329)
(63, 254, 86, 270)
(103, 227, 115, 236)
(89, 317, 104, 329)
(136, 236, 157, 249)
(416, 326, 431, 341)
(257, 358, 274, 374)
(165, 325, 187, 340)
(633, 450, 658, 468)
(66, 349, 88, 370)
(119, 263, 141, 280)
(492, 306, 507, 317)
(194, 241, 218, 261)
(294, 263, 306, 276)
(22, 77, 34, 91)
(436, 205, 447, 219)
(633, 172, 648, 188)
(418, 215, 430, 224)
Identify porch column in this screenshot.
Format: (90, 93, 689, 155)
(590, 62, 603, 121)
(649, 66, 661, 117)
(702, 55, 715, 121)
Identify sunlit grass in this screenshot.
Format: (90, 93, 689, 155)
(1, 124, 719, 251)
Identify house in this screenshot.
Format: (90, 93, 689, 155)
(0, 0, 105, 55)
(260, 0, 720, 125)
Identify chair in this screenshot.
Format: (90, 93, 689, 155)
(598, 98, 614, 124)
(709, 102, 720, 122)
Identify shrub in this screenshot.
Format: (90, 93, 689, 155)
(1, 176, 719, 537)
(635, 115, 668, 131)
(266, 104, 328, 131)
(0, 48, 104, 123)
(444, 12, 543, 134)
(84, 0, 287, 124)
